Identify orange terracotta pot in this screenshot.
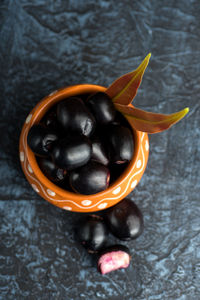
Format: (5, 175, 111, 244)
(19, 84, 149, 213)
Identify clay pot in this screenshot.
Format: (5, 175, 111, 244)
(19, 84, 149, 212)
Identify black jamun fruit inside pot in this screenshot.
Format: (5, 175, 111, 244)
(51, 135, 92, 171)
(86, 92, 116, 125)
(57, 97, 96, 137)
(41, 107, 58, 129)
(104, 124, 134, 164)
(69, 161, 110, 195)
(27, 124, 59, 157)
(91, 136, 109, 166)
(38, 157, 67, 183)
(109, 162, 129, 184)
(29, 92, 135, 196)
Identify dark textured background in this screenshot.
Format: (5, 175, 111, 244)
(0, 1, 200, 299)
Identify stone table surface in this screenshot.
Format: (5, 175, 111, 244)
(0, 1, 200, 299)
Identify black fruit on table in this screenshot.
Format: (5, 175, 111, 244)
(104, 198, 143, 240)
(75, 199, 143, 274)
(75, 215, 108, 253)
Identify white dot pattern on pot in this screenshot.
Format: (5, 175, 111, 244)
(47, 189, 56, 196)
(20, 151, 24, 162)
(25, 114, 32, 124)
(31, 184, 39, 193)
(145, 140, 149, 151)
(63, 206, 72, 211)
(131, 180, 137, 189)
(49, 90, 58, 96)
(81, 200, 92, 206)
(28, 164, 33, 173)
(136, 159, 142, 168)
(98, 203, 108, 209)
(112, 187, 121, 195)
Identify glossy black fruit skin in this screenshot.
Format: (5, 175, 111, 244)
(91, 137, 109, 166)
(69, 161, 110, 195)
(76, 215, 108, 253)
(42, 108, 57, 129)
(113, 111, 132, 130)
(38, 158, 67, 183)
(51, 135, 92, 171)
(109, 162, 129, 184)
(57, 97, 96, 137)
(86, 92, 116, 125)
(105, 124, 134, 164)
(27, 124, 59, 156)
(104, 198, 143, 240)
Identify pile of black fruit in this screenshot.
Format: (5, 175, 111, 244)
(75, 198, 143, 274)
(27, 92, 134, 195)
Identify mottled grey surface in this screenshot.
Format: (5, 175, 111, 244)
(0, 0, 200, 299)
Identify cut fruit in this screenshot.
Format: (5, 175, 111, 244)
(98, 245, 131, 275)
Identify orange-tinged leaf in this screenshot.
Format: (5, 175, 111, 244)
(115, 104, 189, 133)
(106, 53, 151, 105)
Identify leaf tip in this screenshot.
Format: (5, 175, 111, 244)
(147, 53, 151, 60)
(184, 107, 189, 114)
(144, 53, 151, 65)
(180, 107, 189, 119)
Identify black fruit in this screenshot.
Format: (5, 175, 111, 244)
(76, 215, 108, 253)
(42, 108, 58, 129)
(109, 162, 129, 184)
(113, 111, 132, 129)
(55, 175, 74, 191)
(105, 124, 134, 164)
(69, 161, 110, 195)
(86, 92, 116, 125)
(27, 124, 59, 156)
(41, 108, 66, 138)
(104, 198, 143, 240)
(51, 135, 92, 171)
(57, 97, 96, 137)
(91, 137, 109, 166)
(98, 245, 131, 275)
(38, 158, 67, 183)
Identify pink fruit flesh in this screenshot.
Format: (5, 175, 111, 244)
(98, 251, 130, 275)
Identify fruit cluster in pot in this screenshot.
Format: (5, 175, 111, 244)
(75, 198, 143, 274)
(27, 92, 134, 195)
